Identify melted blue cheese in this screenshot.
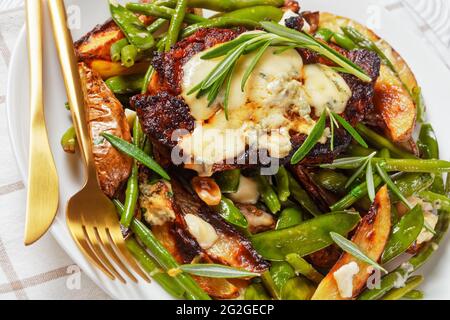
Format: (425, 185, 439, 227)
(179, 34, 352, 174)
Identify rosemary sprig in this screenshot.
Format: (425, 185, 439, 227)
(345, 152, 377, 189)
(330, 232, 387, 273)
(176, 264, 260, 278)
(188, 23, 371, 118)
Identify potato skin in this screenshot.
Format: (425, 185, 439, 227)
(318, 12, 418, 142)
(312, 186, 392, 300)
(78, 62, 133, 198)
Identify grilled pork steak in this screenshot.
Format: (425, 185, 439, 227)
(133, 28, 381, 173)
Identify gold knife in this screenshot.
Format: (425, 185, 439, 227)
(24, 0, 59, 246)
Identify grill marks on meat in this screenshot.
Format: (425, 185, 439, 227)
(132, 92, 195, 149)
(150, 28, 242, 95)
(136, 28, 381, 171)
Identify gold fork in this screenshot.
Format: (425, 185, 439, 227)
(47, 0, 149, 283)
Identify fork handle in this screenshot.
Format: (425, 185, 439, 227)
(48, 0, 97, 180)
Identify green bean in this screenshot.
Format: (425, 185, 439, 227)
(126, 3, 206, 25)
(381, 205, 424, 263)
(393, 173, 434, 201)
(61, 126, 77, 154)
(102, 133, 170, 180)
(315, 28, 334, 42)
(329, 158, 450, 173)
(114, 200, 210, 300)
(213, 197, 248, 229)
(285, 253, 324, 284)
(359, 211, 449, 300)
(121, 44, 138, 68)
(121, 118, 142, 228)
(341, 26, 396, 73)
(244, 283, 271, 300)
(110, 2, 155, 51)
(419, 191, 450, 212)
(165, 0, 188, 51)
(330, 175, 383, 211)
(251, 212, 361, 260)
(276, 208, 303, 230)
(106, 74, 144, 95)
(256, 175, 281, 214)
(146, 18, 166, 34)
(110, 38, 129, 62)
(418, 124, 445, 194)
(313, 170, 348, 194)
(412, 87, 426, 123)
(275, 167, 290, 202)
(153, 0, 285, 12)
(356, 124, 416, 159)
(218, 5, 283, 22)
(381, 276, 424, 300)
(215, 169, 241, 193)
(378, 148, 391, 159)
(288, 173, 322, 217)
(125, 237, 185, 298)
(346, 144, 377, 157)
(333, 33, 357, 50)
(141, 40, 165, 94)
(402, 290, 424, 300)
(280, 277, 315, 300)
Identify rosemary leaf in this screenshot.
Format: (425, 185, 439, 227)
(366, 157, 376, 202)
(332, 112, 368, 148)
(223, 63, 236, 120)
(241, 40, 272, 91)
(376, 162, 412, 209)
(345, 156, 369, 189)
(178, 264, 260, 278)
(330, 232, 387, 273)
(291, 110, 327, 165)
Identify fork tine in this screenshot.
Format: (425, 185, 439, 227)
(84, 226, 126, 284)
(68, 223, 116, 281)
(96, 228, 139, 283)
(107, 227, 151, 283)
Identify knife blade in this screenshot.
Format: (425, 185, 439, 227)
(24, 0, 59, 246)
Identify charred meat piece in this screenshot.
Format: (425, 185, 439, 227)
(78, 62, 132, 198)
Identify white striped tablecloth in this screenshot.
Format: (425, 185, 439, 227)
(0, 0, 449, 300)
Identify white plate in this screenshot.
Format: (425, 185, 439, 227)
(6, 0, 450, 300)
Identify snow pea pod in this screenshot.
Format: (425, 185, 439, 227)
(212, 197, 248, 229)
(333, 33, 356, 50)
(215, 169, 241, 193)
(418, 124, 445, 194)
(393, 173, 434, 201)
(313, 169, 348, 195)
(217, 5, 283, 22)
(256, 175, 281, 214)
(359, 211, 449, 300)
(381, 204, 424, 263)
(251, 212, 361, 261)
(110, 38, 129, 62)
(110, 2, 155, 51)
(270, 261, 296, 293)
(315, 28, 334, 42)
(244, 283, 271, 300)
(419, 191, 450, 212)
(180, 17, 259, 38)
(288, 172, 322, 217)
(285, 253, 324, 284)
(381, 276, 424, 300)
(276, 208, 303, 230)
(280, 277, 315, 300)
(153, 0, 285, 12)
(275, 167, 290, 202)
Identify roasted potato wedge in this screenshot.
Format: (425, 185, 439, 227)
(88, 60, 150, 80)
(312, 186, 392, 300)
(78, 62, 133, 198)
(319, 12, 418, 142)
(75, 20, 125, 62)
